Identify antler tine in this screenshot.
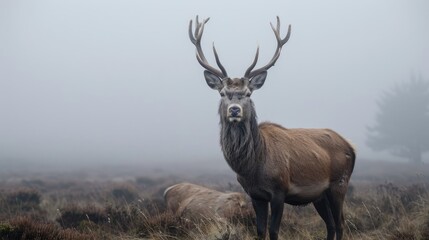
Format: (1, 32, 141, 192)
(245, 16, 291, 79)
(244, 46, 260, 78)
(212, 43, 228, 77)
(189, 16, 227, 79)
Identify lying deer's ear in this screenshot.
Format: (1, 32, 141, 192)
(204, 70, 223, 90)
(249, 71, 267, 91)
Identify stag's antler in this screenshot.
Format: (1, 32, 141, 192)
(244, 16, 291, 79)
(189, 16, 228, 79)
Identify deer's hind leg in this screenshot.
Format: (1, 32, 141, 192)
(326, 184, 347, 240)
(313, 192, 336, 240)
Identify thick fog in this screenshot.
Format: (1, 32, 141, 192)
(0, 1, 428, 170)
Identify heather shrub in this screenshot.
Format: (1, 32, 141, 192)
(6, 188, 41, 206)
(57, 205, 107, 229)
(388, 223, 419, 240)
(110, 184, 140, 203)
(0, 217, 99, 240)
(0, 188, 46, 221)
(105, 203, 145, 232)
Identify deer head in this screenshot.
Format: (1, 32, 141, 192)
(189, 16, 291, 123)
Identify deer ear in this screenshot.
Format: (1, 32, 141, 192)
(204, 70, 223, 91)
(249, 71, 267, 91)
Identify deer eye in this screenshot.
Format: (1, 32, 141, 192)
(220, 92, 225, 97)
(245, 91, 251, 97)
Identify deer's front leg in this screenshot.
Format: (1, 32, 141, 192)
(269, 194, 284, 240)
(252, 198, 269, 239)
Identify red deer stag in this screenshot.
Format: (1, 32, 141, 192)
(164, 182, 250, 221)
(188, 16, 356, 240)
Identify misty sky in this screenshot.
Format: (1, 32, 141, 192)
(0, 1, 428, 169)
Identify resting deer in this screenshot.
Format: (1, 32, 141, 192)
(188, 16, 356, 240)
(164, 182, 250, 221)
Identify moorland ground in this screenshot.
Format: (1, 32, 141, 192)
(0, 160, 428, 240)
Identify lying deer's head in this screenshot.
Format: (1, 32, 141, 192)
(189, 16, 291, 123)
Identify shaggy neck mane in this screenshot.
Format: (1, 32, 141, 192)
(219, 102, 264, 177)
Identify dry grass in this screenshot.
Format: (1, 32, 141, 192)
(0, 166, 429, 240)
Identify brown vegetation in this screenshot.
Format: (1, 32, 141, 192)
(0, 164, 428, 239)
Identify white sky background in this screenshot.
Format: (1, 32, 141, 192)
(0, 1, 428, 169)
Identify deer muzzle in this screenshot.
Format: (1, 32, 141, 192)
(227, 104, 243, 122)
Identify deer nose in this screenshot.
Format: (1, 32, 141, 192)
(229, 106, 241, 117)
